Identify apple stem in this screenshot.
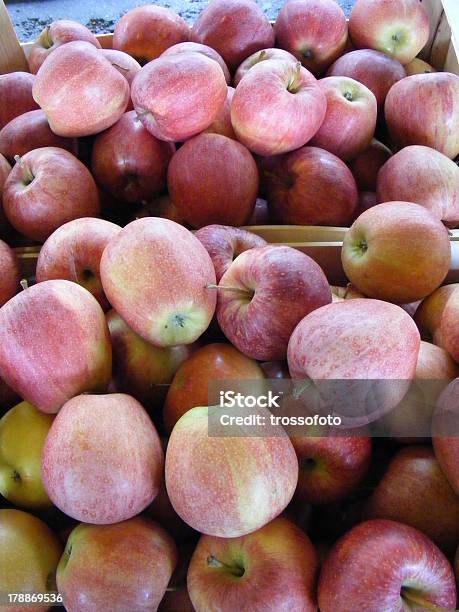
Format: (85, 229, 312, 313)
(401, 588, 445, 610)
(20, 279, 28, 291)
(111, 62, 130, 73)
(257, 49, 267, 62)
(14, 155, 34, 186)
(206, 284, 252, 298)
(287, 62, 302, 94)
(207, 555, 245, 577)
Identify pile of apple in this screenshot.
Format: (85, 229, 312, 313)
(1, 0, 459, 609)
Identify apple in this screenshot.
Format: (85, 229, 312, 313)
(168, 134, 258, 228)
(385, 73, 459, 159)
(231, 60, 326, 156)
(0, 109, 78, 163)
(36, 218, 121, 310)
(0, 239, 20, 307)
(326, 49, 406, 108)
(147, 194, 188, 226)
(331, 285, 365, 301)
(248, 197, 270, 225)
(187, 517, 318, 611)
(342, 202, 451, 304)
(113, 5, 190, 64)
(203, 86, 236, 139)
(414, 284, 459, 346)
(376, 145, 459, 227)
(260, 360, 290, 380)
(161, 41, 231, 83)
(310, 76, 377, 160)
(349, 0, 430, 65)
(233, 48, 297, 86)
(274, 0, 348, 75)
(350, 138, 392, 192)
(145, 481, 195, 542)
(3, 147, 100, 243)
(57, 518, 177, 612)
(101, 49, 141, 109)
(100, 217, 216, 347)
(165, 405, 298, 537)
(266, 146, 358, 225)
(0, 401, 54, 509)
(0, 279, 112, 414)
(163, 342, 266, 433)
(432, 379, 459, 496)
(33, 41, 130, 137)
(195, 224, 267, 281)
(405, 57, 436, 76)
(0, 154, 12, 239)
(159, 588, 193, 612)
(192, 0, 274, 72)
(131, 52, 227, 142)
(318, 519, 457, 611)
(28, 20, 101, 74)
(355, 191, 377, 216)
(0, 71, 39, 130)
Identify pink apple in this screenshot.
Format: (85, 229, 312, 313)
(414, 284, 459, 348)
(350, 138, 392, 191)
(0, 154, 12, 239)
(233, 48, 297, 86)
(0, 239, 20, 307)
(161, 41, 231, 83)
(101, 49, 141, 109)
(203, 86, 236, 139)
(0, 72, 38, 130)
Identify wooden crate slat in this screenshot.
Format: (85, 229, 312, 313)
(0, 0, 28, 73)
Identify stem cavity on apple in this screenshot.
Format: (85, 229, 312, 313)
(207, 555, 245, 578)
(400, 587, 444, 611)
(40, 26, 53, 50)
(14, 155, 35, 186)
(287, 62, 303, 94)
(206, 283, 253, 299)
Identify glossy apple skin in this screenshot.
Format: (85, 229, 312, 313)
(192, 0, 274, 72)
(216, 245, 332, 360)
(163, 342, 266, 433)
(113, 5, 190, 63)
(0, 509, 62, 612)
(100, 218, 216, 347)
(310, 76, 377, 160)
(266, 146, 358, 225)
(248, 197, 270, 225)
(355, 191, 377, 217)
(42, 393, 164, 524)
(0, 280, 112, 414)
(377, 145, 459, 227)
(318, 519, 457, 611)
(33, 41, 130, 138)
(231, 60, 326, 156)
(350, 138, 392, 192)
(327, 49, 406, 108)
(414, 284, 459, 347)
(57, 518, 177, 612)
(162, 41, 230, 83)
(342, 202, 451, 304)
(3, 147, 100, 243)
(349, 0, 430, 65)
(234, 48, 297, 86)
(165, 406, 298, 537)
(405, 57, 436, 76)
(203, 86, 236, 139)
(188, 517, 318, 612)
(0, 72, 38, 130)
(168, 133, 258, 228)
(36, 218, 120, 310)
(385, 73, 459, 159)
(274, 0, 348, 75)
(195, 224, 267, 282)
(0, 238, 19, 307)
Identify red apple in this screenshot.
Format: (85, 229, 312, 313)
(350, 138, 392, 192)
(131, 52, 227, 142)
(432, 379, 459, 496)
(0, 154, 12, 239)
(414, 284, 459, 347)
(3, 147, 100, 243)
(33, 41, 130, 137)
(385, 73, 459, 159)
(434, 290, 459, 364)
(231, 60, 326, 156)
(0, 72, 38, 130)
(233, 48, 297, 86)
(260, 360, 290, 379)
(310, 76, 377, 160)
(355, 191, 377, 216)
(405, 57, 436, 76)
(0, 377, 19, 414)
(161, 41, 231, 83)
(159, 588, 193, 612)
(0, 280, 112, 414)
(167, 133, 258, 228)
(149, 194, 188, 226)
(192, 0, 274, 72)
(188, 517, 318, 611)
(248, 197, 270, 225)
(100, 218, 216, 347)
(0, 239, 20, 307)
(318, 519, 457, 611)
(274, 0, 348, 75)
(342, 202, 451, 303)
(330, 284, 365, 301)
(266, 146, 358, 225)
(203, 86, 236, 139)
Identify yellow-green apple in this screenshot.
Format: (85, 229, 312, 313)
(0, 72, 38, 129)
(187, 517, 318, 611)
(0, 279, 112, 414)
(167, 133, 258, 227)
(274, 0, 348, 75)
(233, 48, 297, 85)
(163, 342, 266, 433)
(57, 518, 177, 612)
(414, 284, 459, 346)
(266, 146, 358, 225)
(231, 60, 326, 156)
(0, 238, 19, 306)
(216, 245, 332, 360)
(355, 191, 377, 216)
(113, 5, 190, 64)
(385, 73, 459, 159)
(195, 224, 267, 281)
(191, 0, 274, 72)
(42, 393, 163, 523)
(203, 86, 236, 138)
(0, 401, 54, 509)
(376, 145, 459, 227)
(318, 519, 457, 611)
(3, 147, 100, 242)
(33, 41, 130, 137)
(350, 138, 392, 191)
(28, 20, 101, 74)
(0, 509, 62, 611)
(364, 446, 459, 555)
(349, 0, 430, 65)
(131, 52, 227, 142)
(310, 76, 377, 160)
(36, 218, 120, 310)
(341, 202, 451, 303)
(331, 285, 365, 301)
(161, 41, 231, 83)
(405, 57, 436, 76)
(165, 405, 298, 537)
(100, 218, 216, 346)
(327, 49, 406, 109)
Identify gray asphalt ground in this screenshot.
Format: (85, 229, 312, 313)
(6, 0, 355, 42)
